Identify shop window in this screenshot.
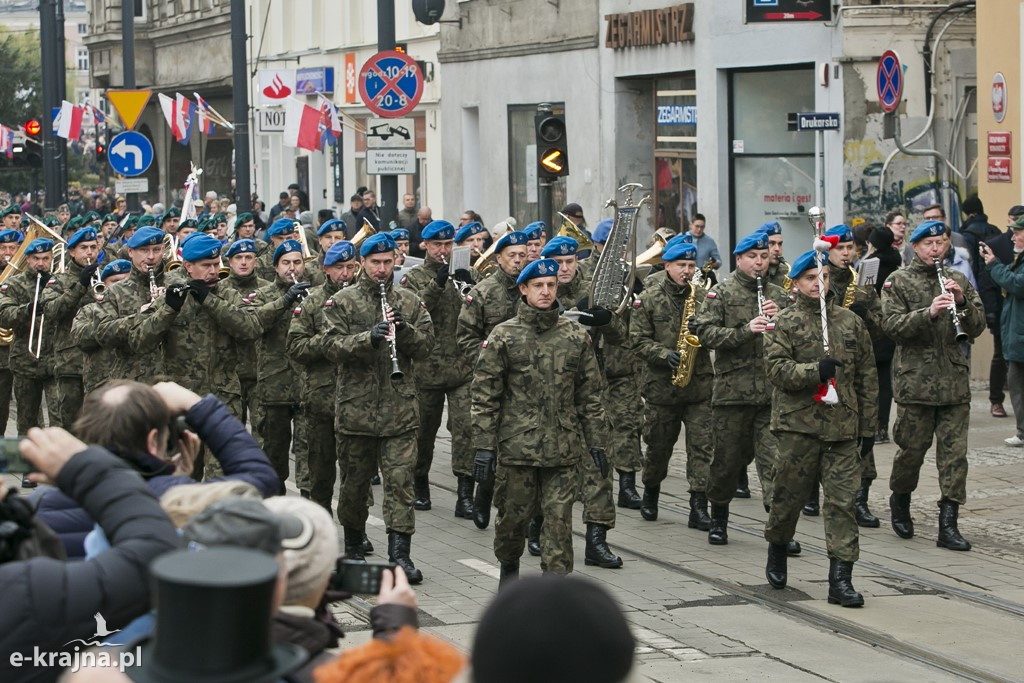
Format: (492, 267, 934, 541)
(654, 74, 697, 232)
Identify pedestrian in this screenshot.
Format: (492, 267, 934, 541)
(688, 213, 722, 276)
(357, 190, 381, 231)
(980, 230, 1024, 447)
(397, 193, 418, 230)
(339, 193, 364, 235)
(979, 206, 1024, 419)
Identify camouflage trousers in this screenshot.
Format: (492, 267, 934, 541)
(415, 381, 473, 478)
(256, 402, 299, 487)
(337, 431, 416, 535)
(765, 433, 860, 562)
(54, 375, 84, 430)
(706, 404, 776, 507)
(0, 368, 13, 435)
(579, 447, 615, 528)
(606, 375, 644, 473)
(238, 376, 259, 428)
(495, 464, 576, 574)
(293, 412, 310, 492)
(305, 407, 338, 512)
(890, 402, 970, 504)
(642, 400, 713, 492)
(13, 373, 58, 434)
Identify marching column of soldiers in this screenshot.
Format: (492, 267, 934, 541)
(0, 199, 987, 603)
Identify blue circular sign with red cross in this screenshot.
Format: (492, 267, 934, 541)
(358, 50, 423, 118)
(877, 50, 903, 114)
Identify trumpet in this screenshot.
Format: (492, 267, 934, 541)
(289, 273, 309, 301)
(933, 258, 970, 343)
(87, 258, 105, 296)
(378, 280, 404, 381)
(27, 270, 44, 358)
(440, 255, 474, 297)
(164, 233, 183, 271)
(148, 265, 159, 301)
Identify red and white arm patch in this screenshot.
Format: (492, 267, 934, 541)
(882, 281, 892, 290)
(705, 291, 717, 299)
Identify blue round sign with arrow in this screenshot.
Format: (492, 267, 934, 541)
(108, 131, 154, 177)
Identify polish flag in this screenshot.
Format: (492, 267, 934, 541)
(175, 93, 196, 146)
(284, 98, 322, 152)
(55, 100, 84, 140)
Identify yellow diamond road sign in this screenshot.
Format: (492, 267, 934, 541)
(106, 89, 153, 130)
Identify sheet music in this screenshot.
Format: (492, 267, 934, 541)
(856, 257, 880, 287)
(450, 245, 472, 272)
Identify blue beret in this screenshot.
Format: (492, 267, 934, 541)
(454, 222, 485, 244)
(516, 257, 560, 285)
(181, 233, 222, 262)
(67, 227, 98, 249)
(421, 220, 455, 241)
(495, 231, 529, 253)
(24, 238, 54, 255)
(592, 219, 613, 244)
(909, 220, 947, 243)
(266, 218, 297, 238)
(523, 221, 546, 241)
(757, 221, 782, 236)
(664, 234, 693, 253)
(225, 239, 257, 258)
(823, 224, 853, 243)
(359, 232, 398, 258)
(389, 228, 411, 242)
(273, 239, 303, 265)
(324, 240, 356, 267)
(0, 229, 22, 244)
(317, 219, 346, 237)
(126, 226, 164, 248)
(541, 235, 578, 257)
(788, 250, 826, 279)
(733, 231, 770, 255)
(100, 259, 132, 280)
(663, 242, 698, 262)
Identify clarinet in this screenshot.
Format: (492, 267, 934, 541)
(148, 265, 158, 301)
(378, 280, 404, 381)
(756, 271, 766, 317)
(933, 258, 969, 343)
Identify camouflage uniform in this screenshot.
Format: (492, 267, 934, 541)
(880, 257, 986, 504)
(694, 270, 789, 507)
(221, 270, 269, 426)
(765, 258, 790, 289)
(0, 269, 59, 433)
(70, 293, 116, 394)
(763, 295, 878, 561)
(94, 266, 170, 383)
(456, 267, 521, 361)
(302, 254, 328, 288)
(0, 337, 11, 435)
(255, 247, 277, 282)
(41, 260, 92, 427)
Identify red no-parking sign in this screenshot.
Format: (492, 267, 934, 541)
(358, 51, 423, 118)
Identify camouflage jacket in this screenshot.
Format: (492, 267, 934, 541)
(632, 276, 713, 405)
(693, 269, 789, 406)
(456, 267, 520, 364)
(70, 294, 116, 393)
(94, 266, 169, 382)
(128, 278, 261, 397)
(829, 265, 885, 342)
(766, 258, 790, 289)
(880, 256, 986, 405)
(287, 278, 344, 416)
(400, 255, 472, 388)
(320, 271, 433, 437)
(556, 270, 637, 380)
(764, 294, 878, 440)
(471, 303, 607, 467)
(222, 271, 269, 383)
(0, 268, 57, 378)
(246, 278, 302, 404)
(255, 249, 276, 282)
(302, 254, 327, 288)
(42, 260, 92, 378)
(576, 255, 597, 283)
(555, 270, 589, 309)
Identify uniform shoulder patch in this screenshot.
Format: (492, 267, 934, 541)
(765, 321, 776, 331)
(96, 294, 105, 302)
(465, 294, 473, 303)
(632, 298, 642, 308)
(421, 301, 427, 309)
(323, 299, 333, 307)
(882, 281, 892, 289)
(481, 340, 488, 348)
(293, 307, 302, 315)
(0, 284, 7, 292)
(705, 291, 717, 299)
(400, 276, 408, 285)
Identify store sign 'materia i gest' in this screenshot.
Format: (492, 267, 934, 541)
(605, 3, 695, 49)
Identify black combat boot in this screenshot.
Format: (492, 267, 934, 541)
(765, 543, 788, 588)
(617, 471, 642, 509)
(827, 557, 864, 607)
(936, 500, 971, 551)
(527, 516, 542, 556)
(787, 539, 801, 556)
(688, 491, 711, 531)
(473, 480, 493, 529)
(387, 531, 423, 584)
(454, 476, 475, 518)
(584, 523, 623, 568)
(889, 492, 914, 539)
(803, 481, 820, 516)
(413, 476, 431, 511)
(708, 503, 729, 545)
(498, 561, 519, 590)
(344, 527, 366, 562)
(735, 469, 751, 498)
(855, 479, 880, 528)
(361, 534, 374, 555)
(640, 484, 660, 521)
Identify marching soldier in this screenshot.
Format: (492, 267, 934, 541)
(99, 213, 121, 263)
(694, 232, 795, 551)
(399, 220, 478, 517)
(390, 228, 411, 265)
(0, 205, 20, 232)
(577, 218, 611, 283)
(230, 212, 269, 253)
(762, 249, 877, 606)
(457, 230, 530, 527)
(472, 257, 608, 585)
(257, 218, 300, 281)
(880, 220, 985, 550)
(159, 207, 180, 234)
(0, 229, 22, 434)
(71, 259, 132, 395)
(759, 222, 790, 289)
(304, 218, 347, 287)
(632, 241, 714, 531)
(42, 226, 100, 427)
(454, 221, 488, 262)
(524, 221, 547, 263)
(319, 232, 433, 582)
(220, 238, 269, 425)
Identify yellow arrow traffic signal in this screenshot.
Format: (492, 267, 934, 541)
(541, 148, 564, 173)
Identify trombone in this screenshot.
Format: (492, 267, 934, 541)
(292, 221, 317, 263)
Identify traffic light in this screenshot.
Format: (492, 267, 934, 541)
(535, 110, 569, 179)
(412, 0, 446, 25)
(24, 119, 41, 138)
(95, 130, 106, 162)
(394, 42, 408, 54)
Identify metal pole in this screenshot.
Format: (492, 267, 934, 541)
(39, 0, 61, 210)
(816, 130, 824, 209)
(55, 0, 68, 199)
(121, 0, 139, 211)
(536, 104, 552, 230)
(377, 0, 397, 227)
(231, 0, 251, 212)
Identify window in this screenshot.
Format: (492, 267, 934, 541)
(134, 0, 146, 20)
(77, 22, 87, 35)
(77, 48, 89, 71)
(508, 104, 565, 228)
(654, 73, 697, 232)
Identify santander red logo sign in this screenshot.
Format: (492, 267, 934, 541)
(258, 70, 296, 105)
(263, 74, 291, 99)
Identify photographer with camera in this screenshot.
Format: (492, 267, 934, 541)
(34, 381, 279, 558)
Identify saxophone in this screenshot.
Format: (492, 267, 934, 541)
(841, 266, 858, 308)
(671, 277, 703, 388)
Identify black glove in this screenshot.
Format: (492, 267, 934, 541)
(453, 268, 475, 285)
(391, 308, 406, 330)
(687, 316, 699, 334)
(632, 278, 644, 295)
(188, 279, 211, 304)
(165, 284, 189, 312)
(859, 437, 873, 458)
(283, 281, 310, 306)
(666, 350, 681, 370)
(473, 449, 496, 483)
(434, 263, 450, 287)
(848, 302, 868, 319)
(575, 307, 613, 327)
(78, 263, 100, 288)
(37, 270, 51, 283)
(370, 321, 390, 348)
(590, 448, 609, 479)
(817, 357, 843, 382)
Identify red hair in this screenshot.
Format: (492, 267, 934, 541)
(313, 627, 466, 683)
